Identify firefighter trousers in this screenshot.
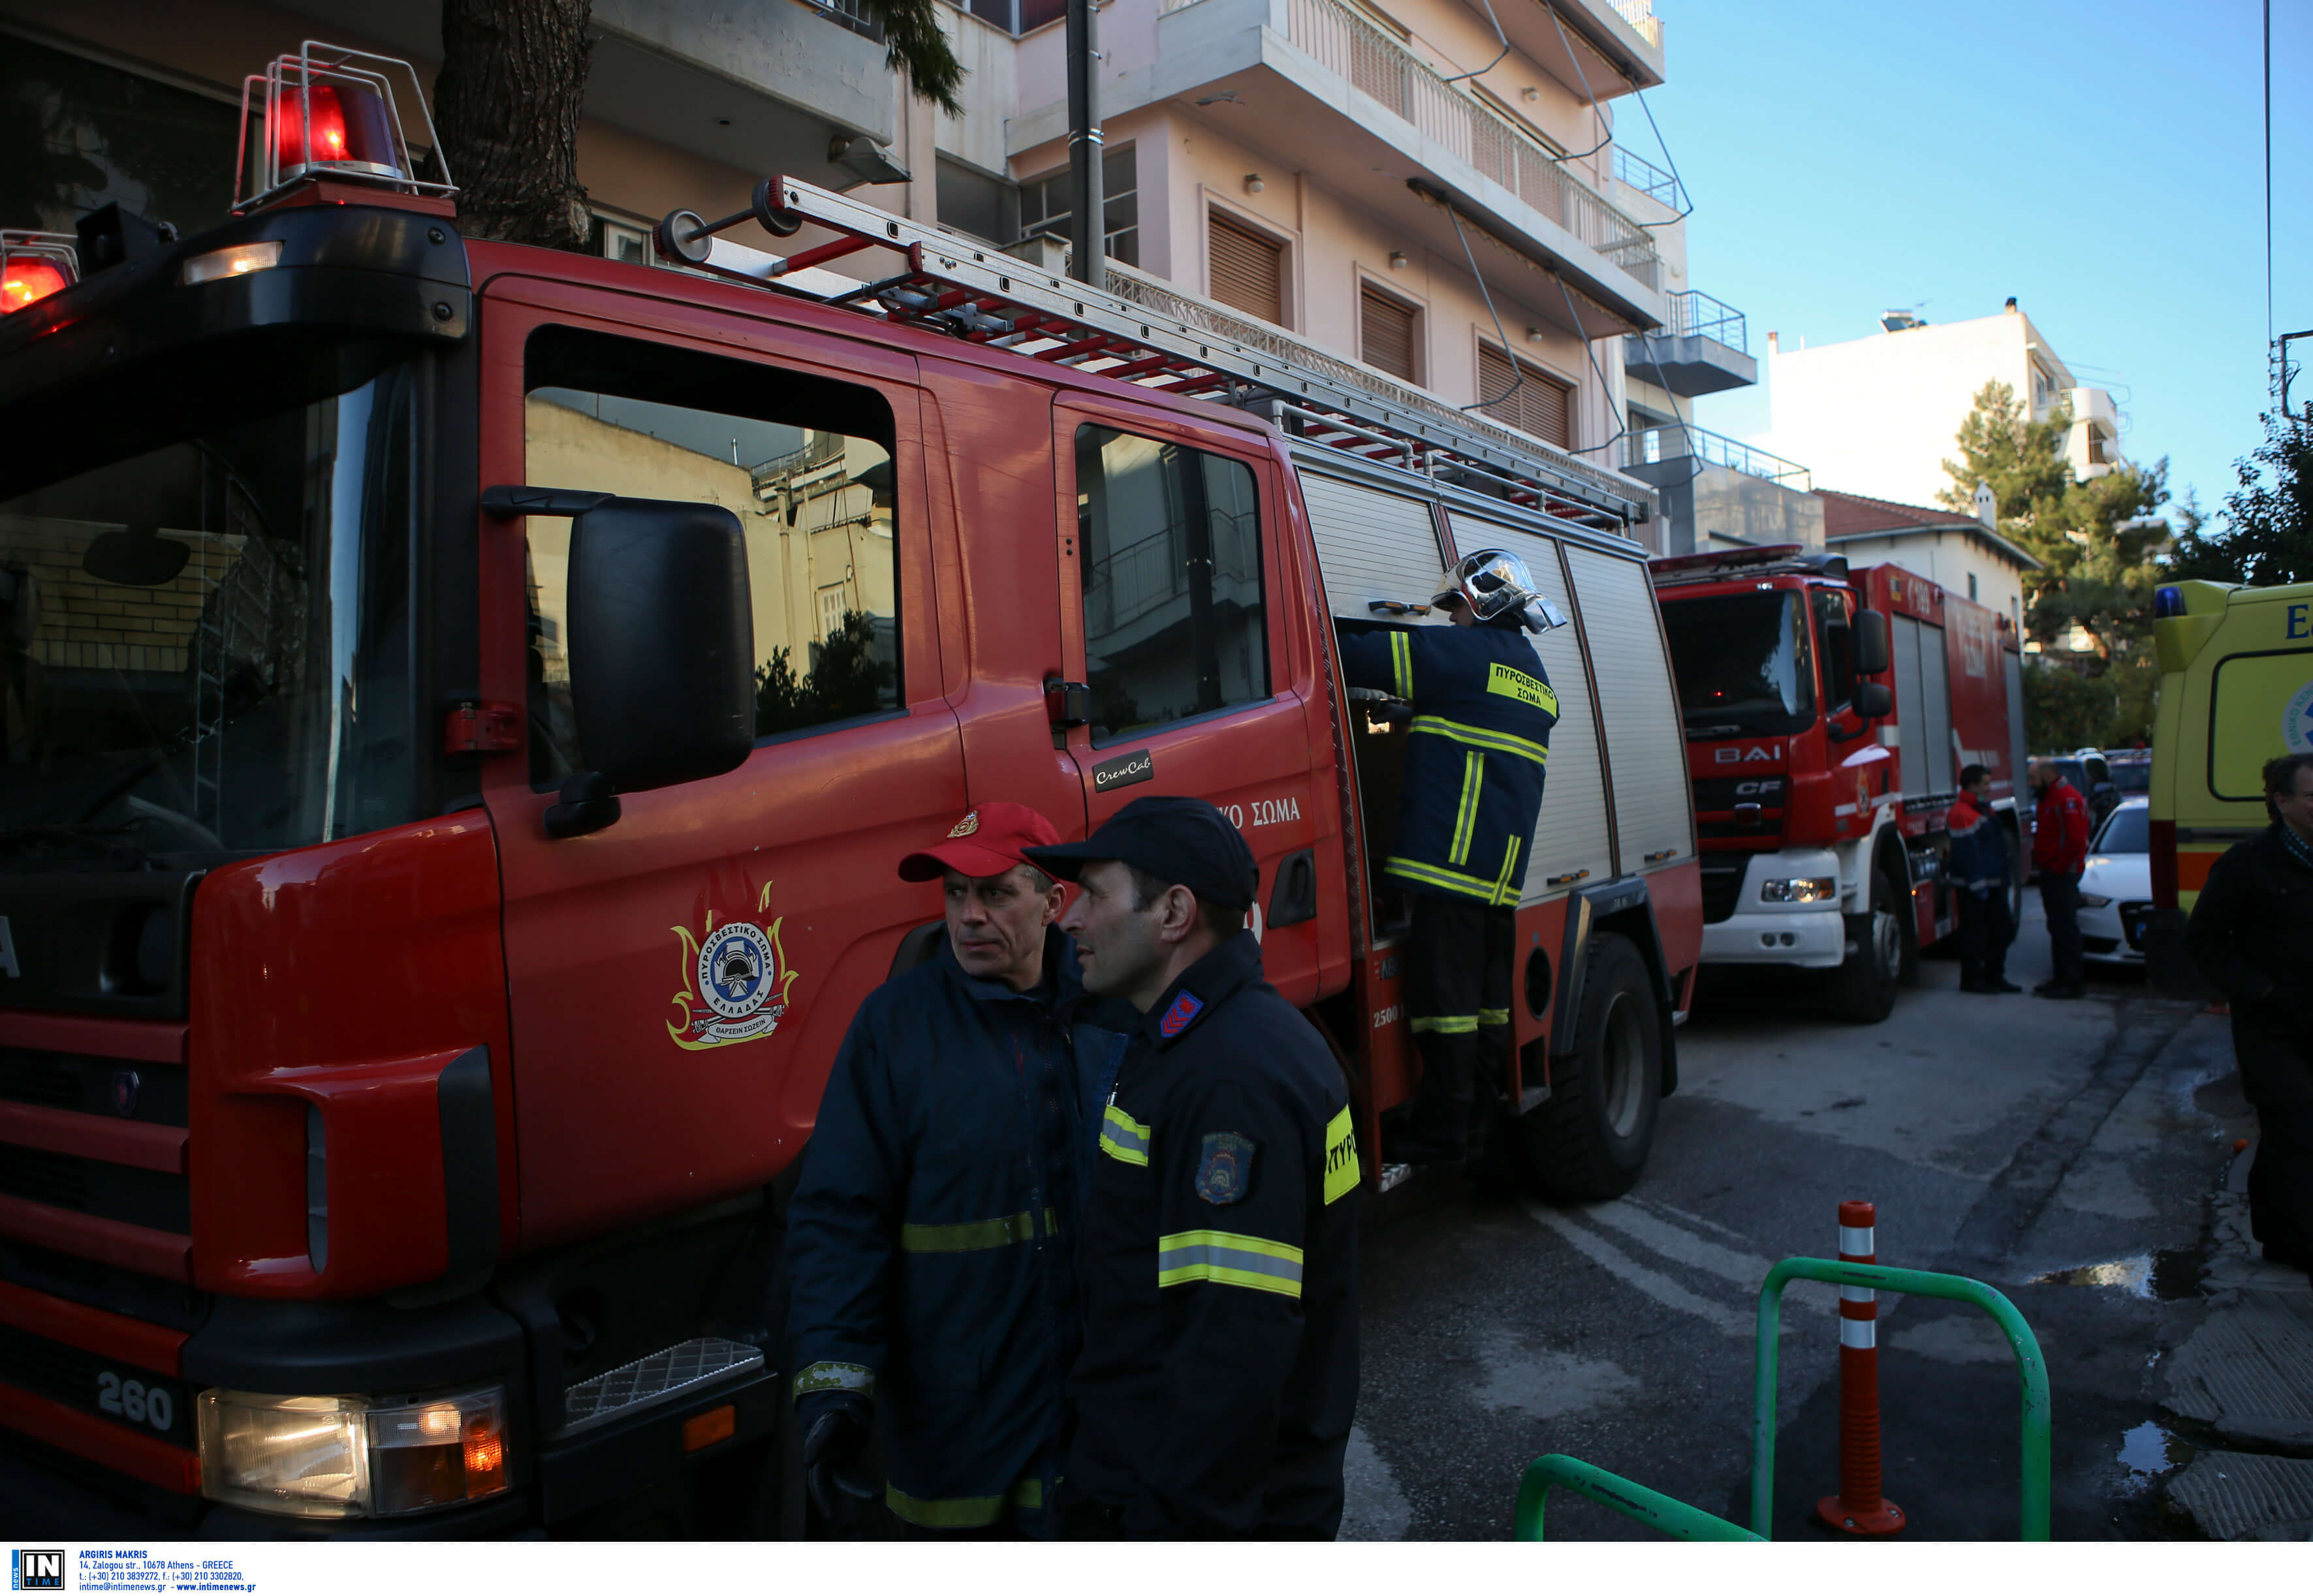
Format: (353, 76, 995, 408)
(1404, 894, 1515, 1151)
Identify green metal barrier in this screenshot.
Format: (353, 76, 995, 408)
(1514, 1453, 1763, 1541)
(1752, 1257, 2051, 1541)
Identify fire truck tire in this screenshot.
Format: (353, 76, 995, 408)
(1829, 868, 1902, 1024)
(1520, 933, 1661, 1200)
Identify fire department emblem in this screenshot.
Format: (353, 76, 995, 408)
(948, 811, 981, 838)
(667, 882, 801, 1051)
(2285, 680, 2313, 755)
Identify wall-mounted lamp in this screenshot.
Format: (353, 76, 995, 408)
(1520, 87, 1539, 103)
(1388, 251, 1408, 268)
(1525, 326, 1544, 343)
(1244, 173, 1265, 195)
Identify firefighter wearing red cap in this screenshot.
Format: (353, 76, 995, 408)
(784, 802, 1133, 1537)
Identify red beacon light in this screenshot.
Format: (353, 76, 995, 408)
(235, 42, 456, 213)
(1, 231, 79, 313)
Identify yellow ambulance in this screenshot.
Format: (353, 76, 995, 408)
(2145, 576, 2313, 993)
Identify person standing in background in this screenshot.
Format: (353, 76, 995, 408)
(1946, 763, 2019, 994)
(2027, 757, 2090, 999)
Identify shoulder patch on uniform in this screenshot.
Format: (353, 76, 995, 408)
(1159, 990, 1205, 1038)
(1195, 1132, 1256, 1204)
(1486, 660, 1558, 715)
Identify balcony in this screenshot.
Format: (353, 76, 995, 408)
(1624, 290, 1757, 398)
(1470, 0, 1667, 97)
(1622, 426, 1823, 555)
(1022, 0, 1668, 333)
(281, 0, 900, 163)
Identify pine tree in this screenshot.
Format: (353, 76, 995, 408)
(2164, 402, 2313, 587)
(434, 0, 966, 249)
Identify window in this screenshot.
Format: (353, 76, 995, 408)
(1476, 343, 1574, 449)
(1812, 589, 1854, 714)
(3, 36, 245, 236)
(1967, 572, 1979, 601)
(1360, 284, 1419, 382)
(936, 155, 1020, 247)
(956, 0, 1067, 33)
(1661, 591, 1816, 736)
(1020, 147, 1138, 266)
(1075, 426, 1267, 746)
(593, 215, 651, 264)
(523, 328, 903, 785)
(1207, 211, 1283, 326)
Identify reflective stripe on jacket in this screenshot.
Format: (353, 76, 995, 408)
(1340, 621, 1557, 905)
(1066, 931, 1361, 1539)
(785, 926, 1133, 1529)
(1943, 792, 2010, 891)
(2030, 778, 2091, 876)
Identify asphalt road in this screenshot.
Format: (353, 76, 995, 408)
(1344, 898, 2235, 1541)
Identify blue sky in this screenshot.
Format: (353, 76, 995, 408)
(1639, 0, 2312, 523)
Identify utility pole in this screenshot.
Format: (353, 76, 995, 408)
(1065, 0, 1104, 287)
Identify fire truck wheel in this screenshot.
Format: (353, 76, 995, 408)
(1829, 868, 1902, 1024)
(1520, 933, 1661, 1200)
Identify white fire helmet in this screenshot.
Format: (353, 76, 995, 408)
(1431, 548, 1564, 633)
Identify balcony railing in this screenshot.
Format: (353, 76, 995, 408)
(1612, 146, 1685, 213)
(1659, 289, 1746, 354)
(956, 0, 1067, 33)
(1626, 424, 1810, 490)
(807, 0, 888, 42)
(1275, 0, 1662, 290)
(1609, 0, 1663, 48)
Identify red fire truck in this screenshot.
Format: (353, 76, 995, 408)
(1649, 545, 2024, 1022)
(0, 46, 1698, 1534)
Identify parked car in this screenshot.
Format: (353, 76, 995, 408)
(2102, 749, 2151, 799)
(2079, 797, 2152, 965)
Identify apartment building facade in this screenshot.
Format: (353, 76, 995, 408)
(1759, 302, 2127, 512)
(5, 0, 1746, 550)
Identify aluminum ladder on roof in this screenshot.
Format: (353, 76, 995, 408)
(652, 176, 1651, 537)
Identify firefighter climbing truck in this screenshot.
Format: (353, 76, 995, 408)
(0, 43, 1699, 1535)
(1649, 546, 2024, 1022)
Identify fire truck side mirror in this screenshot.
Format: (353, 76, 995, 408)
(1854, 680, 1893, 719)
(1851, 610, 1891, 676)
(563, 496, 756, 809)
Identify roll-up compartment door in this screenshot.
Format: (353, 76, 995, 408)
(2004, 650, 2026, 792)
(1892, 613, 1926, 800)
(1294, 466, 1451, 620)
(1917, 623, 1953, 798)
(1563, 544, 1692, 876)
(1449, 512, 1611, 902)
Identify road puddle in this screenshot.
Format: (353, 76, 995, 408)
(2031, 1249, 2205, 1301)
(2117, 1420, 2194, 1482)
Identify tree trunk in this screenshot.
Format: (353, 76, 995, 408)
(434, 0, 594, 249)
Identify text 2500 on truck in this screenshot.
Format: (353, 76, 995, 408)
(0, 46, 1699, 1534)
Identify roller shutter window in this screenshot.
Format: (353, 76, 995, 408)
(1361, 285, 1419, 382)
(1209, 211, 1285, 326)
(1475, 343, 1573, 450)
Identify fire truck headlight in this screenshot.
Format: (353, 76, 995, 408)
(1760, 877, 1837, 905)
(180, 240, 283, 287)
(198, 1385, 509, 1518)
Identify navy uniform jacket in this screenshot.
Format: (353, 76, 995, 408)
(1065, 931, 1361, 1538)
(2186, 824, 2313, 1106)
(1943, 792, 2011, 893)
(785, 926, 1132, 1529)
(1341, 619, 1559, 905)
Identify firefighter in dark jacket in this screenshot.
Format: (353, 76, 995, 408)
(1026, 796, 1361, 1539)
(1945, 763, 2019, 993)
(1338, 549, 1562, 1163)
(2186, 752, 2313, 1277)
(784, 802, 1132, 1535)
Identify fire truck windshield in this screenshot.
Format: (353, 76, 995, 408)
(1661, 589, 1817, 738)
(0, 362, 418, 868)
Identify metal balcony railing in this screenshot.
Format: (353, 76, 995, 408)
(1625, 424, 1810, 490)
(806, 0, 887, 43)
(1657, 289, 1746, 354)
(1609, 0, 1662, 48)
(1272, 0, 1663, 290)
(1612, 146, 1685, 213)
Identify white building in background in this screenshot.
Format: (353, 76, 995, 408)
(1759, 302, 2125, 510)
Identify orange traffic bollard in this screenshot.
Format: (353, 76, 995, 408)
(1817, 1200, 1906, 1537)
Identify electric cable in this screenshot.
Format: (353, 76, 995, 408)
(1440, 0, 1511, 85)
(1542, 3, 1614, 161)
(1628, 89, 1693, 227)
(1449, 202, 1524, 416)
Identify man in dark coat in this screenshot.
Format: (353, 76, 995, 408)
(1336, 549, 1562, 1163)
(784, 802, 1132, 1535)
(2186, 751, 2313, 1276)
(1028, 796, 1360, 1539)
(1945, 763, 2019, 993)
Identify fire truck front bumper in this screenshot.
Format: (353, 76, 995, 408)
(1699, 852, 1848, 969)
